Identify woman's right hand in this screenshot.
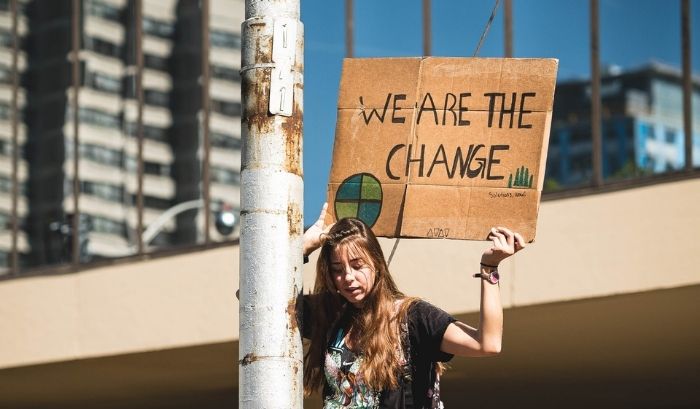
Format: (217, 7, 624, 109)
(303, 202, 332, 257)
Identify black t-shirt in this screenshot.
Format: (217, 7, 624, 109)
(302, 298, 456, 408)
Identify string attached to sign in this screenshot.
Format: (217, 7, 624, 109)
(386, 0, 503, 268)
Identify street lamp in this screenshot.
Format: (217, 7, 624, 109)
(140, 199, 239, 247)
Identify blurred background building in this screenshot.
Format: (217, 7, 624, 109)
(0, 0, 242, 272)
(0, 0, 698, 408)
(547, 62, 700, 188)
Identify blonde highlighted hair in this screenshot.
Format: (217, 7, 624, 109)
(303, 218, 418, 396)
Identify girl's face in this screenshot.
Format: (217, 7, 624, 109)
(329, 243, 376, 306)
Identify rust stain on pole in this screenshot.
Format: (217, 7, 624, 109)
(281, 112, 302, 176)
(240, 353, 261, 366)
(287, 202, 303, 236)
(287, 295, 299, 332)
(242, 70, 273, 133)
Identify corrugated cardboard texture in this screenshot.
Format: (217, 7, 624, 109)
(326, 57, 558, 242)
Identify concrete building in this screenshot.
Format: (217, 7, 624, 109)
(0, 0, 242, 274)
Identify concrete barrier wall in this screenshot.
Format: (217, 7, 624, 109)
(1, 178, 698, 370)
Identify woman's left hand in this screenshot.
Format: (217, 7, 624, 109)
(480, 226, 526, 267)
(303, 203, 332, 257)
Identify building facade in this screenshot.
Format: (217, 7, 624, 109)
(547, 63, 700, 188)
(0, 0, 242, 274)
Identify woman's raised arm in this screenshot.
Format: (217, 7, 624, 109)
(303, 202, 331, 258)
(440, 227, 525, 357)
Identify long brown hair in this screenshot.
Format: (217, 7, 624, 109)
(303, 218, 417, 396)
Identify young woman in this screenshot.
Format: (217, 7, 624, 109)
(301, 204, 526, 408)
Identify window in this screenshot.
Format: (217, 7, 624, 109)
(211, 132, 242, 150)
(86, 0, 122, 23)
(145, 89, 169, 107)
(91, 215, 127, 236)
(144, 53, 168, 71)
(86, 71, 122, 94)
(80, 143, 124, 167)
(210, 30, 240, 49)
(125, 122, 168, 142)
(0, 30, 12, 48)
(211, 166, 240, 184)
(0, 64, 13, 84)
(79, 107, 121, 129)
(664, 128, 676, 144)
(82, 180, 124, 202)
(138, 194, 172, 210)
(144, 161, 170, 177)
(211, 99, 241, 117)
(86, 37, 122, 59)
(0, 175, 11, 192)
(0, 102, 11, 120)
(211, 64, 240, 82)
(143, 17, 173, 39)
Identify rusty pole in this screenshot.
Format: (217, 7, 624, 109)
(240, 0, 304, 407)
(504, 0, 513, 57)
(345, 0, 353, 57)
(423, 0, 431, 56)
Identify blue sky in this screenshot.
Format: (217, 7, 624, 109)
(299, 0, 699, 220)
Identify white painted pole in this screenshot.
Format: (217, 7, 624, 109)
(239, 0, 304, 407)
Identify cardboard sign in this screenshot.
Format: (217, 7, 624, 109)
(326, 57, 558, 242)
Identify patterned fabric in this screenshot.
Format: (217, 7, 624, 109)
(323, 325, 380, 408)
(315, 300, 456, 409)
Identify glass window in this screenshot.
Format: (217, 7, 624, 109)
(79, 107, 121, 129)
(86, 37, 123, 59)
(87, 71, 122, 94)
(211, 166, 240, 185)
(210, 29, 240, 49)
(86, 0, 121, 23)
(0, 64, 13, 84)
(211, 64, 240, 82)
(144, 89, 169, 107)
(211, 131, 242, 150)
(144, 53, 167, 71)
(0, 102, 10, 119)
(211, 99, 241, 117)
(664, 128, 676, 144)
(0, 29, 12, 47)
(143, 16, 173, 39)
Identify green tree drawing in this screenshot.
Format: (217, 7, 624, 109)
(508, 166, 536, 189)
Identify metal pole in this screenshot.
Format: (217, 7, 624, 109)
(10, 0, 19, 274)
(201, 0, 212, 244)
(590, 0, 603, 186)
(71, 0, 82, 264)
(345, 0, 353, 57)
(504, 0, 513, 57)
(423, 0, 431, 56)
(682, 0, 693, 171)
(240, 0, 304, 407)
(135, 0, 145, 254)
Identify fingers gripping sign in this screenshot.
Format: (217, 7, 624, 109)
(303, 203, 334, 257)
(481, 226, 526, 267)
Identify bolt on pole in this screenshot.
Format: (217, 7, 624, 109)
(239, 0, 304, 407)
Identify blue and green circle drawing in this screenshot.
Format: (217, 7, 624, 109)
(334, 173, 383, 228)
